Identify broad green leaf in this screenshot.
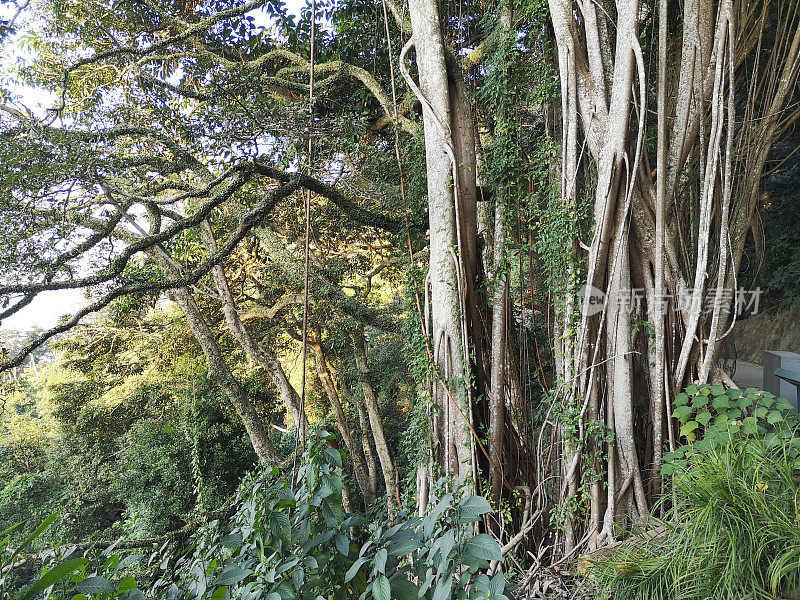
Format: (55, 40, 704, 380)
(117, 575, 137, 593)
(457, 496, 492, 523)
(672, 405, 693, 422)
(373, 574, 391, 600)
(767, 410, 785, 424)
(374, 548, 388, 574)
(345, 557, 368, 583)
(712, 396, 731, 410)
(488, 572, 505, 597)
(336, 534, 350, 556)
(386, 531, 421, 556)
(463, 534, 502, 561)
(696, 411, 713, 426)
(692, 394, 710, 407)
(216, 565, 252, 585)
(679, 421, 699, 437)
(432, 574, 453, 600)
(271, 512, 291, 544)
(675, 393, 689, 406)
(75, 576, 115, 595)
(389, 576, 419, 600)
(220, 533, 243, 548)
(20, 558, 89, 600)
(210, 587, 228, 600)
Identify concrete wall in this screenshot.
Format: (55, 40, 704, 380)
(731, 305, 800, 365)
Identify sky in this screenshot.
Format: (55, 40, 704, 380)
(0, 0, 308, 333)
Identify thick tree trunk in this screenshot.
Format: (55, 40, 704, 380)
(546, 0, 800, 555)
(488, 195, 508, 506)
(406, 0, 473, 484)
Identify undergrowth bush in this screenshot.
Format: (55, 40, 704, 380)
(590, 385, 800, 599)
(2, 431, 509, 600)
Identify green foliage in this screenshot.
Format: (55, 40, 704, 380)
(2, 432, 508, 600)
(590, 433, 800, 599)
(663, 384, 797, 474)
(153, 430, 508, 600)
(589, 388, 800, 599)
(550, 392, 614, 532)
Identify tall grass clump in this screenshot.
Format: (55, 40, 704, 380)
(590, 385, 800, 599)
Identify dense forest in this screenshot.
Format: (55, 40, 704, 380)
(0, 0, 799, 597)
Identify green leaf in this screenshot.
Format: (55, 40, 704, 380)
(20, 558, 89, 600)
(488, 572, 505, 597)
(675, 393, 689, 406)
(680, 421, 699, 437)
(767, 410, 785, 424)
(672, 405, 693, 422)
(432, 574, 453, 600)
(714, 413, 730, 428)
(386, 531, 420, 556)
(210, 587, 228, 600)
(457, 496, 492, 523)
(743, 416, 759, 434)
(710, 384, 726, 396)
(389, 576, 419, 600)
(712, 396, 731, 410)
(75, 576, 115, 595)
(758, 394, 776, 408)
(220, 533, 243, 548)
(463, 534, 502, 561)
(271, 512, 291, 544)
(692, 394, 710, 407)
(686, 384, 699, 395)
(117, 576, 137, 593)
(374, 548, 388, 574)
(13, 512, 58, 559)
(336, 534, 350, 556)
(696, 411, 712, 426)
(345, 557, 368, 583)
(216, 565, 252, 585)
(373, 574, 391, 600)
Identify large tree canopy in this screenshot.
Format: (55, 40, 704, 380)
(1, 0, 799, 584)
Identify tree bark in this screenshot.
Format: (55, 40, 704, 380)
(351, 326, 401, 514)
(310, 337, 374, 507)
(199, 222, 308, 435)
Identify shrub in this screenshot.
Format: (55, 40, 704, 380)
(590, 385, 800, 599)
(3, 431, 510, 600)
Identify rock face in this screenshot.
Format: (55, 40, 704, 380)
(731, 305, 800, 365)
